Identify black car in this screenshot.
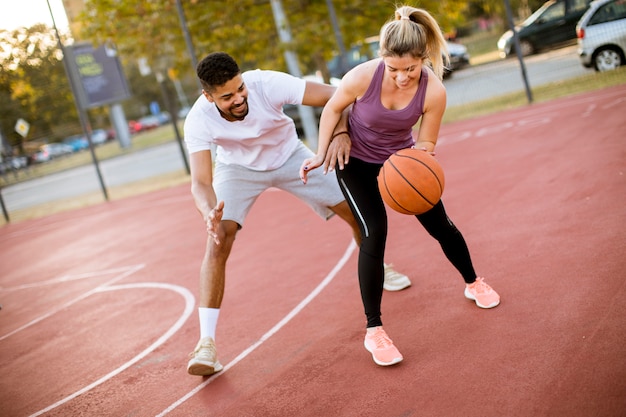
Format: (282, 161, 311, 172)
(498, 0, 594, 57)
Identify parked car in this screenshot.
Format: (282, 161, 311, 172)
(155, 112, 171, 125)
(178, 107, 191, 119)
(498, 0, 594, 57)
(446, 40, 471, 74)
(577, 0, 626, 71)
(41, 143, 73, 158)
(0, 156, 28, 174)
(62, 129, 110, 150)
(63, 134, 89, 152)
(138, 115, 161, 130)
(30, 148, 50, 164)
(129, 114, 166, 134)
(327, 36, 470, 79)
(128, 120, 143, 134)
(91, 129, 109, 145)
(31, 143, 73, 163)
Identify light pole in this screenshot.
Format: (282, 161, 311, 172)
(325, 0, 348, 76)
(269, 0, 319, 147)
(503, 0, 533, 104)
(46, 0, 109, 201)
(175, 0, 202, 92)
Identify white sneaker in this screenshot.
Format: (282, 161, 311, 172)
(383, 263, 411, 291)
(187, 336, 223, 376)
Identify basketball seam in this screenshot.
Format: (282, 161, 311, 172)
(388, 158, 440, 207)
(394, 153, 444, 192)
(380, 166, 416, 215)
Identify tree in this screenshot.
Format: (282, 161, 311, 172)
(78, 0, 469, 105)
(0, 0, 479, 156)
(0, 25, 76, 152)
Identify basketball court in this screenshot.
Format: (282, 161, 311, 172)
(1, 85, 625, 416)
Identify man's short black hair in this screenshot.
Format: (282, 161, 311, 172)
(196, 52, 241, 93)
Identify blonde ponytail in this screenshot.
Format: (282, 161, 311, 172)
(379, 5, 449, 80)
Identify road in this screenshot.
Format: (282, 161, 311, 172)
(1, 142, 188, 212)
(444, 45, 588, 107)
(1, 46, 591, 214)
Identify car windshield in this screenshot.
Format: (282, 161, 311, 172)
(327, 41, 379, 77)
(589, 0, 626, 24)
(570, 0, 592, 12)
(522, 1, 565, 26)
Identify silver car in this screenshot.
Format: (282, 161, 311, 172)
(577, 0, 626, 71)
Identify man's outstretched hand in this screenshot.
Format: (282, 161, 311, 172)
(206, 201, 224, 244)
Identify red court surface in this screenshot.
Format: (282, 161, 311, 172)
(1, 85, 625, 417)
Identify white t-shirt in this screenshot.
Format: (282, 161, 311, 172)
(184, 69, 306, 171)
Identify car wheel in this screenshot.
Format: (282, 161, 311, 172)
(519, 40, 534, 56)
(593, 47, 624, 72)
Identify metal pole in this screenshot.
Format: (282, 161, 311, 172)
(46, 0, 109, 200)
(325, 0, 348, 76)
(0, 188, 9, 222)
(0, 129, 10, 222)
(269, 0, 319, 148)
(175, 0, 202, 91)
(504, 0, 533, 103)
(156, 72, 190, 174)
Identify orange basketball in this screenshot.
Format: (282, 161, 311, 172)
(377, 148, 445, 215)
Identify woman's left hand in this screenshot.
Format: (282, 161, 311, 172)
(413, 145, 436, 156)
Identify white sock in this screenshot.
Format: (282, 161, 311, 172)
(199, 307, 220, 341)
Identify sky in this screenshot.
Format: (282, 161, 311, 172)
(0, 0, 69, 31)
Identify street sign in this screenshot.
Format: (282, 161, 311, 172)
(14, 119, 30, 138)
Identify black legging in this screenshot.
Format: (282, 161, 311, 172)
(336, 157, 477, 328)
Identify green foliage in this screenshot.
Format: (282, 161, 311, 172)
(78, 0, 470, 94)
(0, 25, 77, 151)
(1, 0, 539, 157)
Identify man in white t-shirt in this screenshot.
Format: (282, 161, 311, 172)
(184, 52, 411, 376)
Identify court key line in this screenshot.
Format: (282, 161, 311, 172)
(155, 239, 357, 417)
(0, 264, 145, 342)
(29, 282, 195, 417)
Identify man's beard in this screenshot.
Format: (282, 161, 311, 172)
(216, 99, 249, 121)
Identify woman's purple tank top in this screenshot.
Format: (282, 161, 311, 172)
(348, 61, 429, 164)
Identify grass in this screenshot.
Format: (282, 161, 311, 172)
(2, 49, 626, 225)
(1, 123, 183, 188)
(443, 65, 626, 123)
(462, 30, 504, 65)
(3, 169, 190, 223)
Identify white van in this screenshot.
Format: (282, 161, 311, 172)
(577, 0, 626, 71)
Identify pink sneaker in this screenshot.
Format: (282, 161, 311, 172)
(464, 277, 500, 308)
(364, 326, 403, 366)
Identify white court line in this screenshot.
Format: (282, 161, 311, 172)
(0, 194, 190, 240)
(439, 87, 626, 140)
(155, 239, 358, 417)
(0, 265, 145, 292)
(0, 264, 145, 342)
(29, 282, 195, 417)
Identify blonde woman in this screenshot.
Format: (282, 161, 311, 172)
(300, 6, 500, 367)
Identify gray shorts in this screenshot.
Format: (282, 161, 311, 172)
(213, 141, 345, 227)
